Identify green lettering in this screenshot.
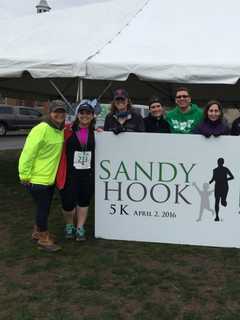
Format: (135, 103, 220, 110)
(159, 162, 177, 182)
(99, 160, 111, 180)
(114, 161, 131, 180)
(134, 161, 153, 181)
(179, 163, 196, 183)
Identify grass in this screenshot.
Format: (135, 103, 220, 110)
(0, 150, 240, 320)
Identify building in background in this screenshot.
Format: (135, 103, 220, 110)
(1, 97, 49, 113)
(36, 0, 51, 14)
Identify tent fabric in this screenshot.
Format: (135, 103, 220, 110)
(0, 0, 146, 78)
(87, 0, 240, 84)
(0, 0, 240, 101)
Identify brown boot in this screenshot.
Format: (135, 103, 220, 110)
(32, 225, 57, 242)
(32, 225, 40, 242)
(37, 231, 61, 252)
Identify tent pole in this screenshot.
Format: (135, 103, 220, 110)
(76, 77, 83, 102)
(97, 81, 113, 101)
(49, 79, 74, 112)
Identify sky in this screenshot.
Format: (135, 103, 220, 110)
(0, 0, 103, 19)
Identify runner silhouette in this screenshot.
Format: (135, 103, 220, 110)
(193, 182, 214, 221)
(209, 158, 234, 222)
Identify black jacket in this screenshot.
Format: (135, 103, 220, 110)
(231, 116, 240, 135)
(104, 111, 145, 133)
(144, 115, 171, 133)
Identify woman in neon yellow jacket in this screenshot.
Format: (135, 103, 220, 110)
(19, 100, 66, 252)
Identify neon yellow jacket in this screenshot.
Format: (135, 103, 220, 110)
(19, 122, 64, 185)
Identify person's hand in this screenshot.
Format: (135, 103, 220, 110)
(112, 127, 126, 135)
(21, 180, 31, 187)
(96, 128, 104, 133)
(203, 133, 211, 138)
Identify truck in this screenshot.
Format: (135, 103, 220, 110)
(0, 105, 42, 136)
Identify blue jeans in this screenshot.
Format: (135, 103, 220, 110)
(26, 184, 55, 232)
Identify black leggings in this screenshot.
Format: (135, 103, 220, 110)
(59, 175, 94, 211)
(26, 184, 54, 232)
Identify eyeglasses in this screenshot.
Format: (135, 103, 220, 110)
(176, 95, 189, 99)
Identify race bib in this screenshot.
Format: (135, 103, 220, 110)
(73, 151, 91, 169)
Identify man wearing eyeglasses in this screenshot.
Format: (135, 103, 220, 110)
(166, 87, 203, 134)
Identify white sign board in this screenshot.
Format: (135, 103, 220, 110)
(95, 132, 240, 248)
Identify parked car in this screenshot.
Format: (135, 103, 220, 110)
(0, 105, 42, 136)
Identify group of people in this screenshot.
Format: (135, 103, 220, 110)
(18, 87, 240, 252)
(100, 87, 240, 136)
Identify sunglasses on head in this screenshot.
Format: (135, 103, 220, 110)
(176, 95, 189, 99)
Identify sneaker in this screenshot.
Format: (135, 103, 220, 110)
(75, 227, 86, 241)
(64, 224, 75, 240)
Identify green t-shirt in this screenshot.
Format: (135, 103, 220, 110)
(166, 103, 203, 134)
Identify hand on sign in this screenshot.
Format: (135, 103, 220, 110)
(112, 127, 126, 135)
(203, 133, 211, 138)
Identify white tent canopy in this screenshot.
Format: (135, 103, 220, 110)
(0, 0, 240, 103)
(87, 0, 240, 84)
(0, 0, 146, 78)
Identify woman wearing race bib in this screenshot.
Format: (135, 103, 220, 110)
(57, 100, 95, 241)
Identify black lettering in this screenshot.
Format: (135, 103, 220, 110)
(109, 204, 116, 215)
(126, 183, 147, 202)
(150, 183, 171, 203)
(120, 205, 129, 215)
(175, 184, 191, 204)
(104, 181, 122, 201)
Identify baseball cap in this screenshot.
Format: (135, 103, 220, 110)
(76, 100, 94, 114)
(49, 100, 67, 113)
(113, 88, 128, 100)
